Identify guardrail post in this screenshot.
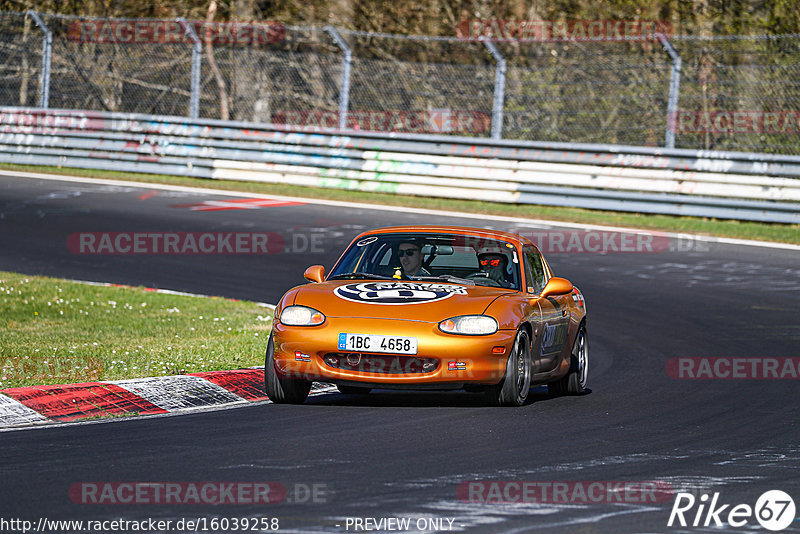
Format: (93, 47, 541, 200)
(324, 26, 352, 130)
(657, 33, 682, 149)
(26, 10, 52, 108)
(482, 39, 506, 140)
(177, 18, 201, 119)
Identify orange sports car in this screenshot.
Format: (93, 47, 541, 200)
(265, 226, 587, 406)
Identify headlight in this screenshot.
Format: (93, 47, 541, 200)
(439, 315, 498, 335)
(280, 305, 325, 326)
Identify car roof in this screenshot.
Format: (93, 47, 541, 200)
(354, 225, 532, 247)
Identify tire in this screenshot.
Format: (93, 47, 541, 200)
(264, 334, 311, 404)
(485, 329, 531, 407)
(548, 324, 588, 396)
(336, 385, 372, 395)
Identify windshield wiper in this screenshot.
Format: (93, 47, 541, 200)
(411, 275, 475, 285)
(328, 272, 396, 280)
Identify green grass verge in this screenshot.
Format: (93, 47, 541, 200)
(0, 271, 271, 389)
(1, 163, 798, 245)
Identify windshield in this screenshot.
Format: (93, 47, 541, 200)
(329, 232, 522, 290)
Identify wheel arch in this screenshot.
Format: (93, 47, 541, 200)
(519, 321, 534, 348)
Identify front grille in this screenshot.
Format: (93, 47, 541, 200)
(322, 353, 439, 374)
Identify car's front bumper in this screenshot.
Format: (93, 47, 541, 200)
(272, 317, 515, 387)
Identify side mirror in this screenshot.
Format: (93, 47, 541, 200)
(539, 277, 573, 299)
(303, 265, 325, 283)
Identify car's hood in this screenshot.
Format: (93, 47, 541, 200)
(293, 280, 516, 322)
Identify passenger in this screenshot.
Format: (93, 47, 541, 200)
(477, 248, 512, 287)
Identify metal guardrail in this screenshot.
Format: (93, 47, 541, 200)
(1, 107, 799, 223)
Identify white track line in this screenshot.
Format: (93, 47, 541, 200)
(2, 169, 798, 251)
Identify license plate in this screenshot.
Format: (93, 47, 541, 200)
(338, 333, 418, 355)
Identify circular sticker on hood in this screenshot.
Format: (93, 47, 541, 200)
(334, 282, 467, 305)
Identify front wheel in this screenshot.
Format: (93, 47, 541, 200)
(548, 324, 588, 396)
(485, 329, 531, 407)
(264, 334, 311, 404)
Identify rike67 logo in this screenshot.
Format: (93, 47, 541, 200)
(668, 490, 796, 531)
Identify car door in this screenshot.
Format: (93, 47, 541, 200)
(525, 245, 570, 374)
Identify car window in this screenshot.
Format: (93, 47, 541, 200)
(329, 233, 522, 290)
(428, 246, 479, 269)
(524, 245, 548, 294)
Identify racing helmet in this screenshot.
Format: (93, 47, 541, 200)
(477, 245, 513, 270)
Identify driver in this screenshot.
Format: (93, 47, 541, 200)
(397, 240, 431, 277)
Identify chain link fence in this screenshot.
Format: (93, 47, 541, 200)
(200, 25, 341, 122)
(499, 39, 673, 146)
(1, 11, 799, 154)
(671, 35, 800, 154)
(41, 14, 195, 116)
(338, 31, 496, 136)
(0, 12, 43, 107)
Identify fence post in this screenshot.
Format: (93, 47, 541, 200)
(26, 10, 51, 108)
(482, 38, 506, 140)
(324, 26, 352, 130)
(657, 33, 682, 149)
(177, 18, 201, 119)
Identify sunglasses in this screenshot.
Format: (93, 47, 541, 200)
(480, 258, 502, 267)
(398, 249, 418, 257)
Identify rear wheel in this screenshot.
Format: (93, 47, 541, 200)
(264, 334, 311, 404)
(336, 385, 372, 395)
(548, 324, 588, 396)
(485, 329, 531, 407)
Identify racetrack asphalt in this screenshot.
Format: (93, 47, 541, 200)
(0, 173, 799, 533)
